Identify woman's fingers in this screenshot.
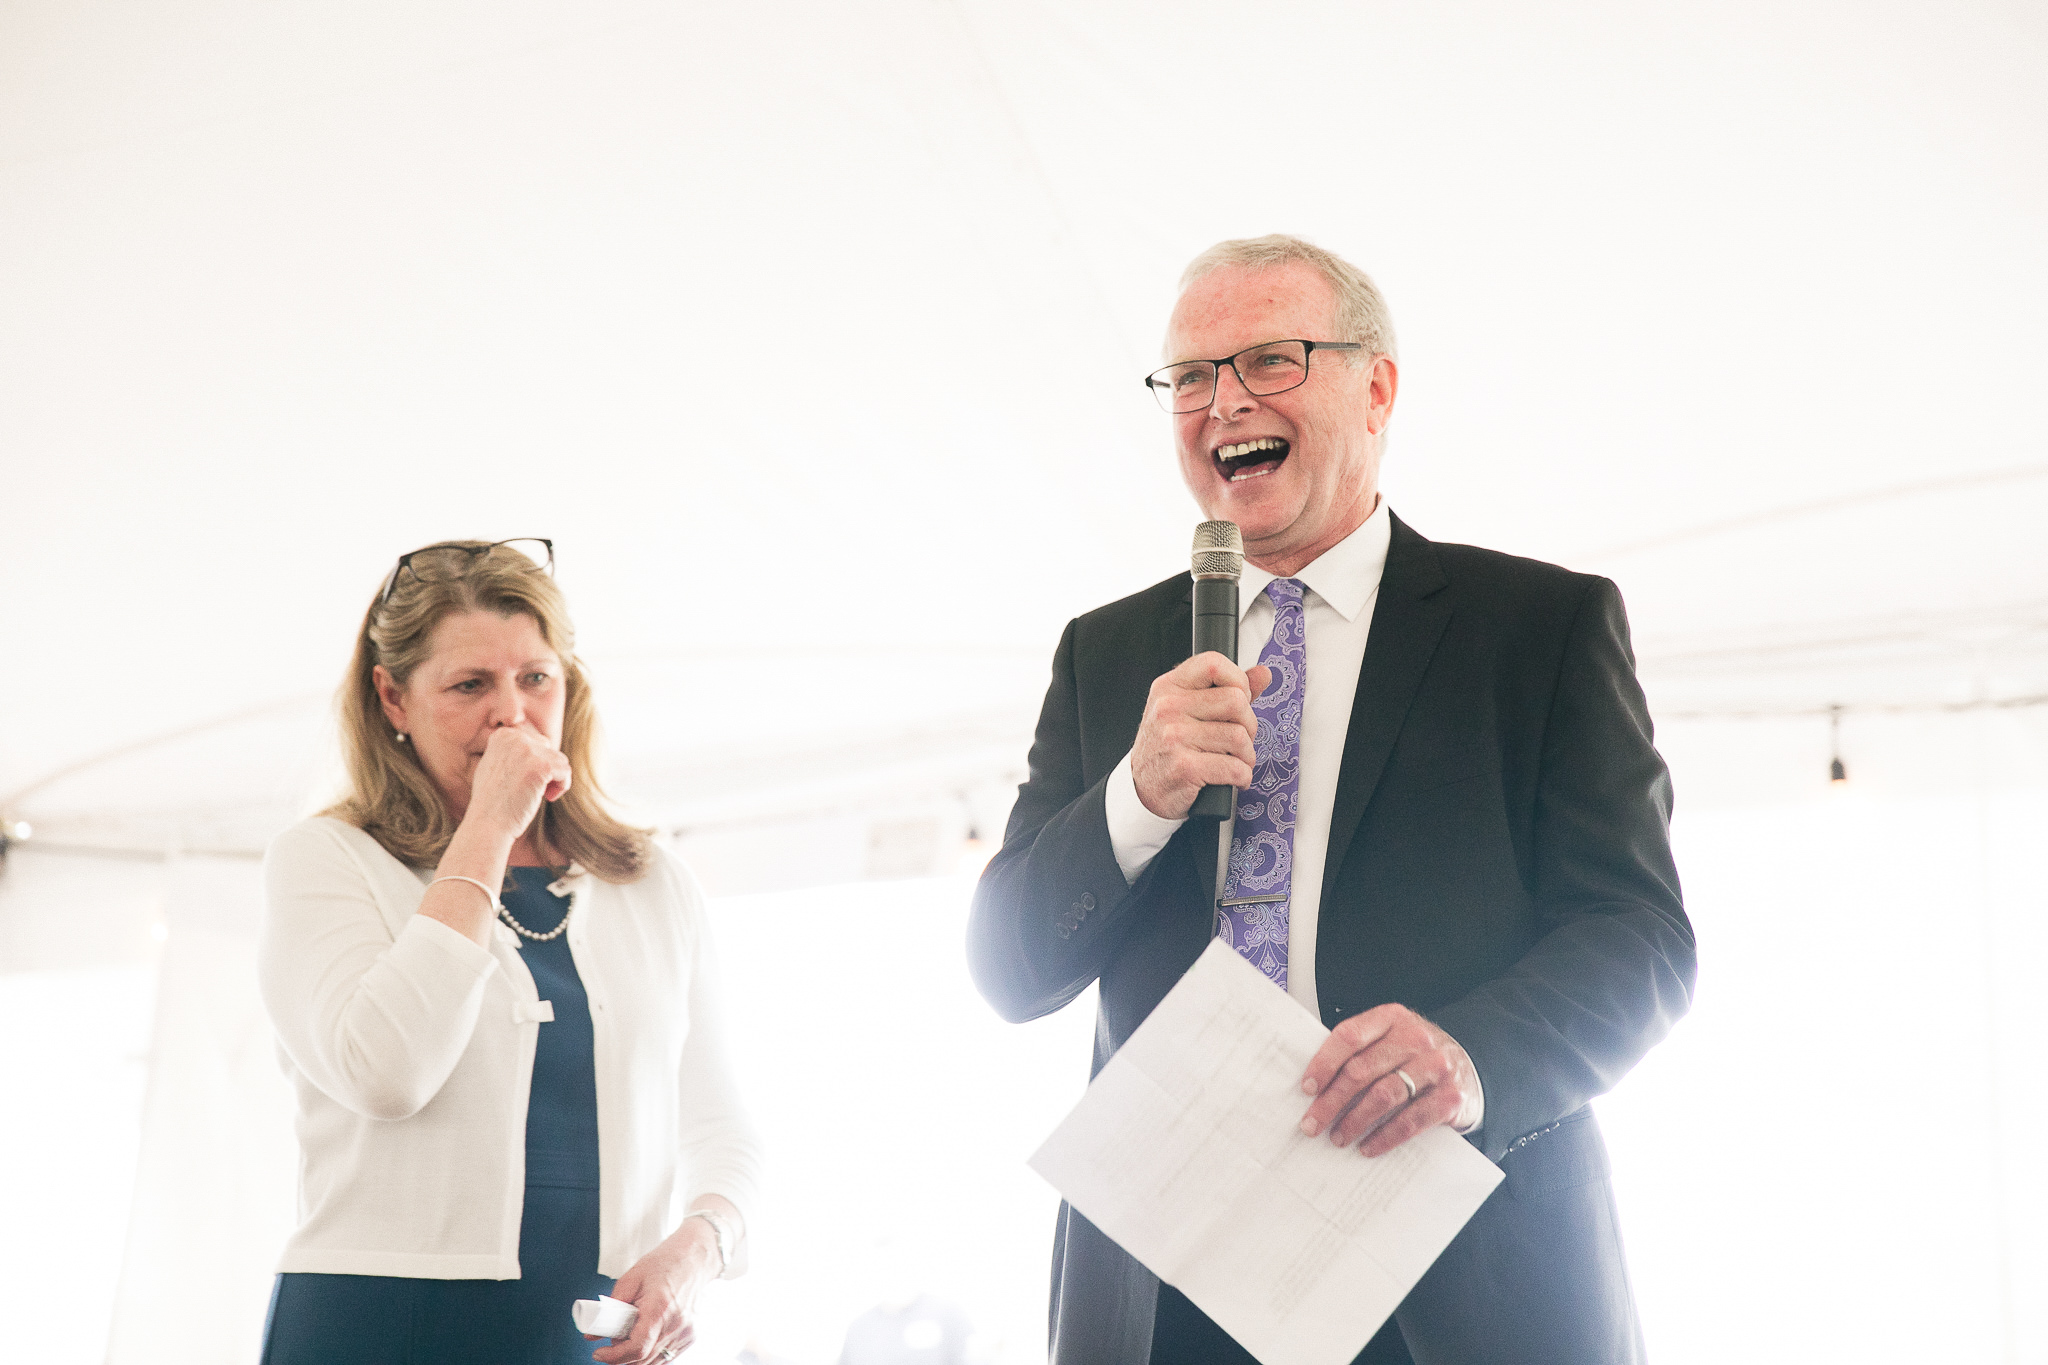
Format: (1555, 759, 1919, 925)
(590, 1318, 650, 1364)
(594, 1321, 685, 1364)
(589, 1276, 692, 1365)
(470, 724, 574, 826)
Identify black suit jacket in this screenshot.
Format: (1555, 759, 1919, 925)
(968, 514, 1696, 1365)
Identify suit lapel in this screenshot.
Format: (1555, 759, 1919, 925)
(1319, 515, 1453, 910)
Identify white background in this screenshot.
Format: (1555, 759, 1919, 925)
(3, 2, 2045, 1361)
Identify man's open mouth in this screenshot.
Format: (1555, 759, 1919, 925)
(1213, 437, 1289, 482)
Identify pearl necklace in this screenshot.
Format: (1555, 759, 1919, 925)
(499, 903, 573, 942)
(499, 871, 574, 942)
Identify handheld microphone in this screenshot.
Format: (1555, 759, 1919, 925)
(1189, 521, 1243, 820)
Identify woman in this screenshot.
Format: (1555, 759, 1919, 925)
(258, 538, 759, 1365)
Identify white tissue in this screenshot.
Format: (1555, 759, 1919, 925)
(571, 1295, 638, 1339)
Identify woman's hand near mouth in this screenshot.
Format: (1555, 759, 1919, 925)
(467, 722, 572, 842)
(421, 723, 572, 945)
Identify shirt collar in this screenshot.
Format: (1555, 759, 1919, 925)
(1239, 495, 1392, 623)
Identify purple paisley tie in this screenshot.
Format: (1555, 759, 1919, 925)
(1215, 577, 1306, 990)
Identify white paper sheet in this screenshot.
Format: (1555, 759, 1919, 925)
(570, 1295, 638, 1340)
(1029, 940, 1505, 1365)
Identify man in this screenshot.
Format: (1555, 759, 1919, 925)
(967, 235, 1694, 1365)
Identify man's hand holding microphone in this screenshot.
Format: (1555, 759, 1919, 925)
(1130, 654, 1273, 820)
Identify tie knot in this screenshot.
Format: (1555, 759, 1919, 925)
(1266, 577, 1305, 608)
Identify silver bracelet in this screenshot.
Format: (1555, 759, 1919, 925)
(427, 875, 502, 912)
(681, 1208, 734, 1276)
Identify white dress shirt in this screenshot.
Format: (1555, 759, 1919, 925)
(1102, 499, 1484, 1125)
(259, 817, 762, 1279)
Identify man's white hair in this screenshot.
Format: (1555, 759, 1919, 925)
(1177, 234, 1397, 363)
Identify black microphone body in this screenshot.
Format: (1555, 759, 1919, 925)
(1188, 520, 1246, 821)
(1189, 576, 1240, 819)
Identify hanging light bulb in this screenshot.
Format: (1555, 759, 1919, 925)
(1828, 705, 1848, 785)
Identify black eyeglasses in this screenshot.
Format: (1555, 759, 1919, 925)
(1144, 339, 1362, 414)
(379, 538, 554, 604)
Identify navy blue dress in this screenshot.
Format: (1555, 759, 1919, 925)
(262, 868, 618, 1365)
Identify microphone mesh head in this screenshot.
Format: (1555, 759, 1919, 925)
(1190, 520, 1244, 580)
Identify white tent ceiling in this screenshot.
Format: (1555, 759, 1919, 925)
(3, 0, 2044, 862)
(4, 10, 2047, 1361)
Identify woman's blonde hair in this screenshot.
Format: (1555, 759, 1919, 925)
(325, 541, 651, 882)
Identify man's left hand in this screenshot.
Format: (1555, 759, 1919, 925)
(1298, 1005, 1481, 1158)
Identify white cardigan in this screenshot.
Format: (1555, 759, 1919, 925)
(258, 816, 762, 1280)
